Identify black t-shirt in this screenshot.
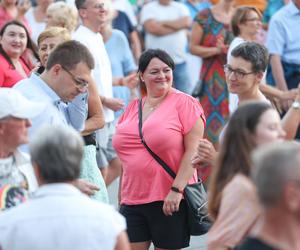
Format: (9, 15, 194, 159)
(236, 237, 279, 250)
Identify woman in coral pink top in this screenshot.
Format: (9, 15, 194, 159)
(113, 49, 206, 250)
(0, 21, 37, 87)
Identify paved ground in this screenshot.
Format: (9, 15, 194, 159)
(107, 179, 207, 250)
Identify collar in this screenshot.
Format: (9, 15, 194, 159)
(13, 150, 30, 166)
(76, 25, 103, 39)
(32, 183, 83, 199)
(288, 1, 300, 15)
(30, 73, 61, 103)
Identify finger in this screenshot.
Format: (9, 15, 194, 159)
(87, 183, 100, 191)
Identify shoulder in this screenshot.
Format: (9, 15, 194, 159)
(112, 29, 127, 41)
(224, 174, 256, 196)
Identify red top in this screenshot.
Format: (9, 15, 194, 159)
(0, 54, 31, 87)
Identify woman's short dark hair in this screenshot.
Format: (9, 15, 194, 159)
(231, 6, 262, 36)
(208, 101, 272, 219)
(137, 49, 175, 93)
(0, 20, 39, 69)
(231, 41, 269, 73)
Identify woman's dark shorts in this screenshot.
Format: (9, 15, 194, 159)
(120, 200, 190, 249)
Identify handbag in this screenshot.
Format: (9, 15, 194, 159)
(191, 59, 214, 98)
(138, 100, 211, 235)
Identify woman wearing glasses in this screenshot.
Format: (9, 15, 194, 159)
(228, 6, 296, 114)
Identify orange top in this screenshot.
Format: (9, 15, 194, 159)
(211, 0, 267, 12)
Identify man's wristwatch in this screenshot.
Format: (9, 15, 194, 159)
(292, 101, 300, 110)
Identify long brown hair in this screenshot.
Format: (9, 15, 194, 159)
(208, 102, 272, 219)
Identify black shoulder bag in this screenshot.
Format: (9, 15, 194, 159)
(138, 100, 211, 236)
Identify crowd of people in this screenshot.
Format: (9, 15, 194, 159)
(1, 0, 300, 250)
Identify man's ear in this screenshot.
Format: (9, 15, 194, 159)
(79, 9, 87, 19)
(51, 64, 62, 76)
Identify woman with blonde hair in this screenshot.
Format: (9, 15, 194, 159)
(46, 2, 78, 32)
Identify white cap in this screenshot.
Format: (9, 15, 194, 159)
(0, 88, 46, 120)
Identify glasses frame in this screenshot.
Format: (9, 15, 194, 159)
(61, 65, 88, 90)
(223, 64, 257, 80)
(80, 2, 106, 9)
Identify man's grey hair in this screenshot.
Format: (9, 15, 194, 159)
(30, 125, 84, 183)
(251, 141, 300, 207)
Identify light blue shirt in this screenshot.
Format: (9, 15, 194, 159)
(105, 29, 137, 120)
(14, 73, 88, 152)
(0, 184, 126, 250)
(105, 29, 136, 77)
(266, 1, 300, 64)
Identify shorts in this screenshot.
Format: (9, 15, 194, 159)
(119, 201, 190, 249)
(96, 122, 117, 168)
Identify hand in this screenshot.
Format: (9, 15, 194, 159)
(103, 97, 125, 111)
(17, 0, 31, 16)
(163, 190, 183, 216)
(216, 35, 228, 55)
(280, 88, 297, 101)
(73, 179, 100, 196)
(191, 139, 216, 168)
(123, 74, 138, 89)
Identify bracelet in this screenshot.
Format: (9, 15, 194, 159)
(171, 186, 184, 194)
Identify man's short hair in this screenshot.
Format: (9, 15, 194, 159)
(30, 125, 84, 183)
(231, 42, 269, 73)
(46, 40, 94, 71)
(75, 0, 87, 10)
(252, 141, 300, 207)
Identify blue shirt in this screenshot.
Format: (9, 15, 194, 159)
(105, 29, 137, 120)
(105, 29, 136, 77)
(267, 1, 300, 65)
(14, 73, 88, 152)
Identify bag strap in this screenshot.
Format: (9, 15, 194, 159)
(138, 99, 176, 179)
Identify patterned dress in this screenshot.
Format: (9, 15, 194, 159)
(195, 9, 233, 146)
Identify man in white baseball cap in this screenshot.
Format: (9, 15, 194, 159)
(0, 88, 46, 211)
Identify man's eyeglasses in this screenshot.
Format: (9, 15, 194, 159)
(223, 64, 256, 80)
(80, 2, 106, 10)
(61, 66, 89, 90)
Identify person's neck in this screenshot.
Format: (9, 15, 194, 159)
(40, 72, 61, 99)
(254, 209, 300, 250)
(216, 0, 234, 12)
(35, 4, 48, 14)
(146, 89, 171, 107)
(238, 88, 265, 104)
(239, 33, 256, 42)
(99, 25, 111, 42)
(0, 143, 14, 158)
(293, 1, 300, 10)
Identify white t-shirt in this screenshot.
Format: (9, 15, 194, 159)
(0, 184, 126, 250)
(25, 8, 46, 44)
(73, 25, 114, 123)
(140, 1, 189, 64)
